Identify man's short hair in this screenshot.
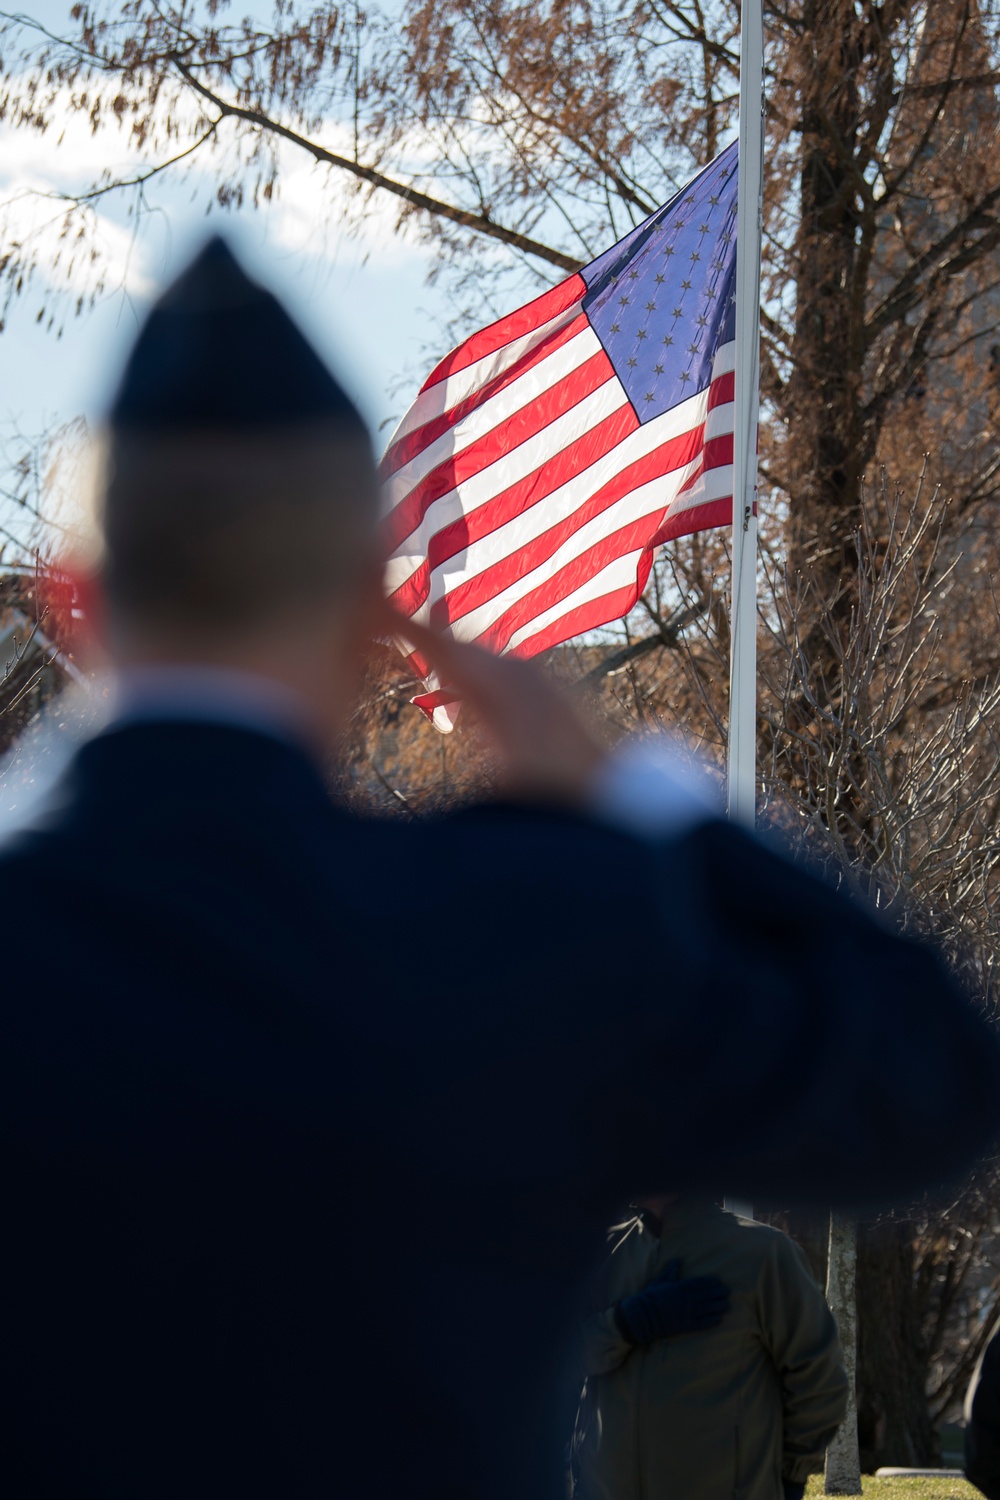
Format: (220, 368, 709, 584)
(97, 422, 379, 634)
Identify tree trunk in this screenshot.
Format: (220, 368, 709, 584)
(856, 1218, 940, 1468)
(825, 1212, 862, 1494)
(786, 0, 869, 603)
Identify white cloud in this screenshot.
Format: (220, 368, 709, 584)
(0, 75, 443, 322)
(0, 104, 160, 301)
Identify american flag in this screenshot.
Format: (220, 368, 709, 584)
(381, 141, 739, 730)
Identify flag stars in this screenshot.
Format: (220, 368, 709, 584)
(579, 143, 736, 427)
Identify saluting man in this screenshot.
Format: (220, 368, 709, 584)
(0, 239, 997, 1500)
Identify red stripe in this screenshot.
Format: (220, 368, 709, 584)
(707, 370, 734, 410)
(406, 496, 731, 719)
(411, 687, 457, 714)
(425, 405, 637, 570)
(473, 506, 672, 658)
(388, 367, 735, 619)
(702, 432, 734, 470)
(382, 348, 618, 557)
(381, 311, 588, 478)
(408, 497, 730, 715)
(429, 416, 711, 628)
(673, 432, 733, 498)
(407, 569, 653, 720)
(388, 401, 638, 618)
(398, 646, 432, 679)
(388, 559, 431, 616)
(654, 495, 732, 547)
(420, 274, 587, 391)
(512, 559, 657, 659)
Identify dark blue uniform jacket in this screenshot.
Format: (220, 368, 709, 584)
(2, 721, 998, 1498)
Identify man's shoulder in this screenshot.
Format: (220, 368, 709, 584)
(727, 1219, 828, 1298)
(393, 798, 671, 912)
(417, 794, 730, 875)
(720, 1214, 808, 1266)
(429, 797, 655, 858)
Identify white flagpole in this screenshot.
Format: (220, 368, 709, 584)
(723, 0, 764, 1227)
(726, 0, 764, 832)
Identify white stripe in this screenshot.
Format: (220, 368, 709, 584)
(384, 374, 627, 592)
(385, 330, 734, 527)
(407, 539, 656, 724)
(505, 546, 655, 653)
(451, 456, 703, 643)
(423, 387, 721, 607)
(664, 456, 735, 518)
(383, 299, 585, 457)
(381, 324, 601, 514)
(704, 397, 734, 442)
(387, 335, 737, 602)
(430, 701, 461, 733)
(712, 340, 736, 378)
(396, 445, 731, 639)
(388, 353, 736, 601)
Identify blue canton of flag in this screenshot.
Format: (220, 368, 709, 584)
(583, 142, 738, 422)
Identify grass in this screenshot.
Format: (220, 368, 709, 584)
(805, 1479, 979, 1499)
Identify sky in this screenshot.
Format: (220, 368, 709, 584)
(0, 0, 483, 548)
(2, 212, 450, 440)
(0, 114, 454, 438)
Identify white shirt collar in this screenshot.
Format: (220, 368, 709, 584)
(110, 665, 318, 751)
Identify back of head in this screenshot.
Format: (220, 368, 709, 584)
(97, 237, 378, 642)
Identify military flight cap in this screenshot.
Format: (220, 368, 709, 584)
(108, 236, 367, 434)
